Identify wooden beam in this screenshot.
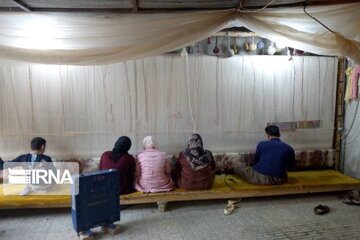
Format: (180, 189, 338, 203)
(334, 57, 346, 171)
(28, 7, 133, 13)
(214, 31, 257, 37)
(309, 0, 360, 4)
(11, 0, 31, 12)
(120, 171, 360, 205)
(1, 171, 359, 209)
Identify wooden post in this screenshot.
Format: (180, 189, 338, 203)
(157, 201, 168, 212)
(333, 57, 346, 171)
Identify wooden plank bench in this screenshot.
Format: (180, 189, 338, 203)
(1, 170, 360, 211)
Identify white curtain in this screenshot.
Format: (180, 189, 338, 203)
(0, 56, 337, 159)
(0, 3, 359, 65)
(343, 100, 360, 179)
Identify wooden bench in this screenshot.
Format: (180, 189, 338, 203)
(1, 170, 360, 211)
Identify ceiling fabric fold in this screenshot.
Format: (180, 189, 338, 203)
(0, 3, 359, 65)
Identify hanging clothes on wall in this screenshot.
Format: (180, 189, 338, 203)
(344, 65, 360, 102)
(345, 67, 353, 103)
(351, 65, 360, 100)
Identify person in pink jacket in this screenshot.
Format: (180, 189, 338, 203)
(134, 136, 174, 193)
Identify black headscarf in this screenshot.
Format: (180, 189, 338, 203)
(110, 136, 131, 162)
(184, 133, 210, 171)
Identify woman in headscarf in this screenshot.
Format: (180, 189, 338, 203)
(175, 133, 215, 190)
(99, 136, 135, 195)
(134, 136, 174, 193)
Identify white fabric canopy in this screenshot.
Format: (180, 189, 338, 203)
(0, 3, 359, 65)
(0, 56, 337, 159)
(343, 100, 360, 179)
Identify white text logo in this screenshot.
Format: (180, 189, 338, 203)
(8, 168, 73, 184)
(3, 162, 79, 195)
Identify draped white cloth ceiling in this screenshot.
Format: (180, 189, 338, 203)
(0, 3, 358, 65)
(0, 4, 342, 162)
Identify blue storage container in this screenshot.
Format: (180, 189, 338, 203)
(71, 169, 120, 234)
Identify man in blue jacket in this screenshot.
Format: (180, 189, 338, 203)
(0, 137, 54, 195)
(0, 137, 52, 170)
(234, 125, 295, 185)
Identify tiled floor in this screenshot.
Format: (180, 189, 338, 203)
(1, 192, 360, 240)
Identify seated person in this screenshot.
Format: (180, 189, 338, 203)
(134, 136, 174, 193)
(175, 133, 215, 190)
(0, 137, 52, 169)
(99, 136, 135, 195)
(0, 137, 55, 195)
(234, 125, 295, 185)
(82, 137, 132, 240)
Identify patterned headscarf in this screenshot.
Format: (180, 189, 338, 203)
(184, 133, 210, 171)
(111, 136, 131, 162)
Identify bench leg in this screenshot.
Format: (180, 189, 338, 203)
(157, 201, 168, 212)
(224, 198, 242, 215)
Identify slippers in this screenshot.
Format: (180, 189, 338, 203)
(224, 204, 235, 215)
(342, 198, 360, 206)
(224, 199, 241, 215)
(341, 190, 360, 206)
(314, 204, 330, 215)
(228, 199, 241, 205)
(79, 230, 94, 240)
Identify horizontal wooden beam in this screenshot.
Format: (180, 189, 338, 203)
(214, 31, 257, 37)
(1, 171, 359, 209)
(0, 0, 359, 14)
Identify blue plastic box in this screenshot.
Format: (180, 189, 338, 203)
(71, 169, 120, 233)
